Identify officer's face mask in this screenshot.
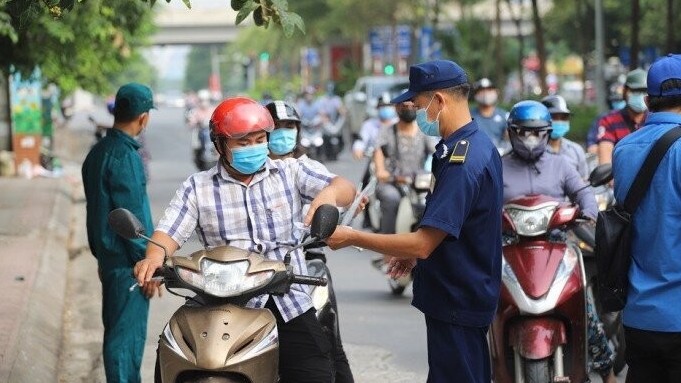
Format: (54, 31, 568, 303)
(268, 128, 298, 156)
(228, 143, 269, 174)
(627, 92, 647, 113)
(416, 95, 442, 137)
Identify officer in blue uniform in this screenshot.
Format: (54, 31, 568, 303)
(328, 59, 503, 383)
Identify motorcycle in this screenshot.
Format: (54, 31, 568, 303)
(107, 205, 339, 383)
(489, 166, 613, 383)
(300, 118, 325, 162)
(190, 118, 218, 171)
(367, 171, 431, 295)
(319, 115, 346, 162)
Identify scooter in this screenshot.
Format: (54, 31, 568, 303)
(190, 118, 218, 171)
(490, 194, 589, 383)
(300, 118, 325, 162)
(368, 171, 431, 295)
(489, 165, 613, 383)
(107, 205, 339, 383)
(319, 115, 345, 162)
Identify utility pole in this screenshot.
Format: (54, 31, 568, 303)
(594, 0, 607, 113)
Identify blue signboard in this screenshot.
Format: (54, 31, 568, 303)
(396, 25, 411, 57)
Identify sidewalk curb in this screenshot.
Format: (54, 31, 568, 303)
(6, 178, 74, 382)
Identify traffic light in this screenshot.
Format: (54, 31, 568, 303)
(259, 51, 270, 61)
(383, 64, 395, 75)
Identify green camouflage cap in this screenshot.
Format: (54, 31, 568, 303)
(114, 83, 155, 120)
(625, 69, 647, 90)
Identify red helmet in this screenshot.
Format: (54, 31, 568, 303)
(210, 97, 274, 140)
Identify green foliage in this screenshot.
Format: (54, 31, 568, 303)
(566, 103, 598, 143)
(246, 73, 302, 100)
(228, 0, 305, 37)
(0, 0, 155, 95)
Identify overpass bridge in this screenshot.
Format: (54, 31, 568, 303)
(152, 6, 244, 45)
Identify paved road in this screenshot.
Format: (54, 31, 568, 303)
(58, 105, 626, 382)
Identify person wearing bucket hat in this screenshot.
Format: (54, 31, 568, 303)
(612, 53, 681, 383)
(81, 82, 158, 383)
(596, 68, 649, 165)
(327, 59, 503, 383)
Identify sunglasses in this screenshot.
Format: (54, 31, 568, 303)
(511, 127, 549, 139)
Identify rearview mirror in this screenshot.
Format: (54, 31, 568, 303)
(589, 164, 613, 187)
(310, 204, 340, 240)
(108, 208, 145, 240)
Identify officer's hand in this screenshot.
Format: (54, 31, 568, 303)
(141, 280, 164, 299)
(386, 257, 416, 279)
(326, 225, 354, 250)
(134, 254, 164, 286)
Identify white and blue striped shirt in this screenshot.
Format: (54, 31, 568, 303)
(157, 157, 334, 322)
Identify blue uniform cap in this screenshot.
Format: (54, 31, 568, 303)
(647, 53, 681, 97)
(391, 60, 468, 104)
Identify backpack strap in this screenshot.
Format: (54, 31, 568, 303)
(623, 125, 681, 214)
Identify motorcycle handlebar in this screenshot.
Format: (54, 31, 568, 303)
(292, 274, 328, 286)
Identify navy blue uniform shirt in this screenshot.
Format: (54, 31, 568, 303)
(414, 120, 503, 327)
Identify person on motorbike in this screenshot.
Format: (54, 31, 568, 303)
(315, 82, 346, 125)
(373, 100, 435, 263)
(265, 100, 355, 383)
(297, 86, 320, 124)
(187, 90, 215, 170)
(470, 78, 511, 153)
(501, 100, 616, 383)
(134, 97, 356, 383)
(352, 93, 398, 228)
(541, 95, 589, 179)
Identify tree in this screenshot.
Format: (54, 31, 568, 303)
(1, 0, 155, 95)
(530, 0, 547, 95)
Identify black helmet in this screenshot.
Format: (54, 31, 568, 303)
(474, 78, 495, 93)
(265, 100, 301, 124)
(541, 95, 570, 115)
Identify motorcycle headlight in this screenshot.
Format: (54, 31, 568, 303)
(505, 205, 556, 236)
(176, 259, 274, 297)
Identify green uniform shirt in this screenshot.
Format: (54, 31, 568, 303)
(82, 128, 153, 270)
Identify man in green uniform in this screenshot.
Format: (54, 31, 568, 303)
(82, 83, 158, 383)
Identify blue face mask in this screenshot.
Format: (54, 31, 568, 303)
(550, 121, 570, 139)
(611, 100, 626, 110)
(268, 128, 297, 156)
(378, 106, 396, 121)
(229, 143, 269, 174)
(415, 95, 441, 137)
(627, 92, 647, 113)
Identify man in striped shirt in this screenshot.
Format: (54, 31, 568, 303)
(597, 68, 649, 164)
(134, 97, 355, 383)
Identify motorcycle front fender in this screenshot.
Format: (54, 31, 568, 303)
(508, 317, 566, 360)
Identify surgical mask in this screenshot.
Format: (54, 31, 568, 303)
(611, 100, 626, 110)
(415, 96, 441, 137)
(378, 106, 396, 121)
(627, 92, 647, 113)
(228, 143, 269, 174)
(550, 121, 570, 139)
(397, 109, 417, 123)
(268, 128, 297, 156)
(474, 92, 498, 106)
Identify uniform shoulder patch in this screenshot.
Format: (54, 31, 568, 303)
(449, 139, 469, 163)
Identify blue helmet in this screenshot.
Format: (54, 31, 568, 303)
(507, 100, 552, 130)
(507, 100, 552, 162)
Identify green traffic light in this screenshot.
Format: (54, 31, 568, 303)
(384, 64, 395, 75)
(260, 52, 270, 61)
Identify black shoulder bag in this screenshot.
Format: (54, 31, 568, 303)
(595, 126, 681, 313)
